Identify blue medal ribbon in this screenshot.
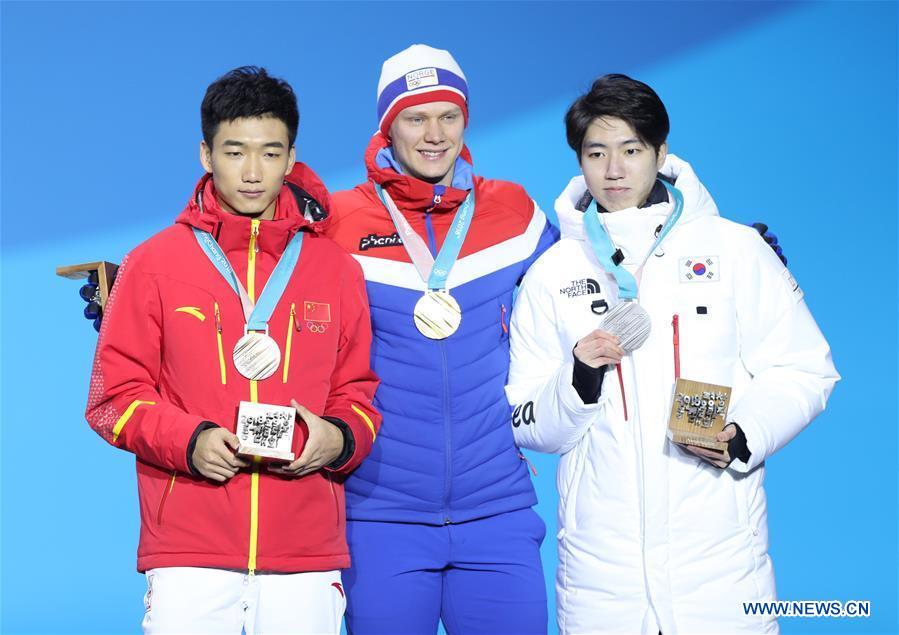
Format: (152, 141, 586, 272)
(582, 180, 684, 300)
(192, 227, 304, 331)
(374, 184, 476, 291)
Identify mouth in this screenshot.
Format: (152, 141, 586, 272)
(604, 187, 630, 195)
(418, 149, 448, 161)
(239, 190, 265, 199)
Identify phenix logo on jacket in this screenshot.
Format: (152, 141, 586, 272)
(86, 165, 381, 574)
(311, 132, 559, 525)
(505, 155, 838, 634)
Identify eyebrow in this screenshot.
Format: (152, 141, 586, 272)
(583, 138, 643, 149)
(220, 140, 286, 148)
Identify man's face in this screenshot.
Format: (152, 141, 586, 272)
(389, 102, 465, 187)
(200, 116, 296, 220)
(580, 116, 667, 212)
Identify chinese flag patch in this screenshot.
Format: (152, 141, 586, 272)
(304, 301, 331, 323)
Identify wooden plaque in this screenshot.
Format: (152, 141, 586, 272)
(56, 261, 120, 309)
(667, 378, 732, 452)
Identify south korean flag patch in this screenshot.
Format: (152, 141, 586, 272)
(680, 256, 720, 283)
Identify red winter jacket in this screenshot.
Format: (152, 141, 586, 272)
(86, 165, 380, 573)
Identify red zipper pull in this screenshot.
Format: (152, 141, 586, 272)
(616, 364, 628, 422)
(292, 305, 301, 332)
(672, 313, 681, 380)
(519, 452, 538, 476)
(214, 304, 222, 333)
(501, 304, 509, 335)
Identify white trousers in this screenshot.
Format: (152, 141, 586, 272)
(142, 567, 345, 635)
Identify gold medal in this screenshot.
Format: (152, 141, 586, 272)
(413, 290, 462, 340)
(233, 332, 281, 380)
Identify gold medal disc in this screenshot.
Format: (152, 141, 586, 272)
(413, 290, 462, 340)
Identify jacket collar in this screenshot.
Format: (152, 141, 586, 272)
(555, 154, 720, 245)
(176, 164, 330, 256)
(364, 132, 474, 214)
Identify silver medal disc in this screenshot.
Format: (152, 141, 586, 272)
(414, 290, 462, 340)
(600, 301, 652, 352)
(233, 332, 281, 380)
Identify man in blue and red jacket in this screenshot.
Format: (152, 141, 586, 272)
(292, 44, 559, 634)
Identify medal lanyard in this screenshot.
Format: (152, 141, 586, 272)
(374, 183, 475, 291)
(193, 227, 304, 331)
(583, 180, 684, 300)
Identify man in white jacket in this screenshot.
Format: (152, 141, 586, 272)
(505, 74, 838, 634)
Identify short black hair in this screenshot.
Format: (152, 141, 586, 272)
(201, 66, 299, 147)
(565, 74, 669, 160)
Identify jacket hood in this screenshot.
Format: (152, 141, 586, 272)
(178, 162, 333, 238)
(363, 132, 475, 214)
(555, 154, 719, 243)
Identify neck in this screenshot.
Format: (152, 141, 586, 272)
(217, 196, 277, 221)
(399, 164, 455, 188)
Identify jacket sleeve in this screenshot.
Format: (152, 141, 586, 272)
(520, 199, 560, 277)
(728, 229, 839, 473)
(505, 258, 608, 455)
(85, 254, 206, 474)
(322, 259, 381, 475)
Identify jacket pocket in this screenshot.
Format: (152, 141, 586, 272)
(156, 472, 177, 525)
(214, 302, 227, 385)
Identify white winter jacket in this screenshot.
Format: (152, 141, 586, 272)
(506, 155, 838, 635)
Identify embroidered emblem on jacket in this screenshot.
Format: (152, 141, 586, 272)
(680, 256, 720, 283)
(560, 278, 601, 298)
(359, 232, 403, 251)
(304, 301, 331, 334)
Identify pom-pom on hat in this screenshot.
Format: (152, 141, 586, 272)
(376, 44, 469, 137)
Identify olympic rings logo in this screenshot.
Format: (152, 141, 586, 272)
(307, 322, 328, 334)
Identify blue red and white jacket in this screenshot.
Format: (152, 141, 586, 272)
(298, 133, 558, 525)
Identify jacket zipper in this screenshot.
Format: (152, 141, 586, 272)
(439, 340, 453, 525)
(500, 303, 509, 337)
(247, 219, 261, 575)
(423, 212, 453, 525)
(156, 472, 176, 525)
(214, 302, 226, 385)
(283, 302, 296, 383)
(328, 475, 340, 527)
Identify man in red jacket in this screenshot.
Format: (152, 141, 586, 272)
(86, 66, 380, 634)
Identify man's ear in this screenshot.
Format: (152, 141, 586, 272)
(285, 145, 297, 176)
(200, 140, 213, 174)
(656, 142, 669, 170)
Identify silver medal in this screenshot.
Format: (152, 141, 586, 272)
(233, 331, 281, 380)
(414, 290, 462, 340)
(600, 301, 652, 352)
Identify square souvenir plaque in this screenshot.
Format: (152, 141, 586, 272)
(667, 379, 732, 453)
(236, 401, 296, 462)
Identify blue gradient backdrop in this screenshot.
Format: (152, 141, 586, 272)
(2, 2, 896, 634)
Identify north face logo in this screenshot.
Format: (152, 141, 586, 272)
(359, 232, 403, 251)
(560, 278, 601, 298)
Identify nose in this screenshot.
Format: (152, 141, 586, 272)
(243, 154, 262, 183)
(606, 153, 624, 180)
(423, 118, 445, 144)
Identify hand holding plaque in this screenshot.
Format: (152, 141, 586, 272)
(236, 401, 297, 462)
(667, 379, 733, 462)
(269, 401, 345, 478)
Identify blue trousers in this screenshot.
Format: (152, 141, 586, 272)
(344, 508, 547, 635)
